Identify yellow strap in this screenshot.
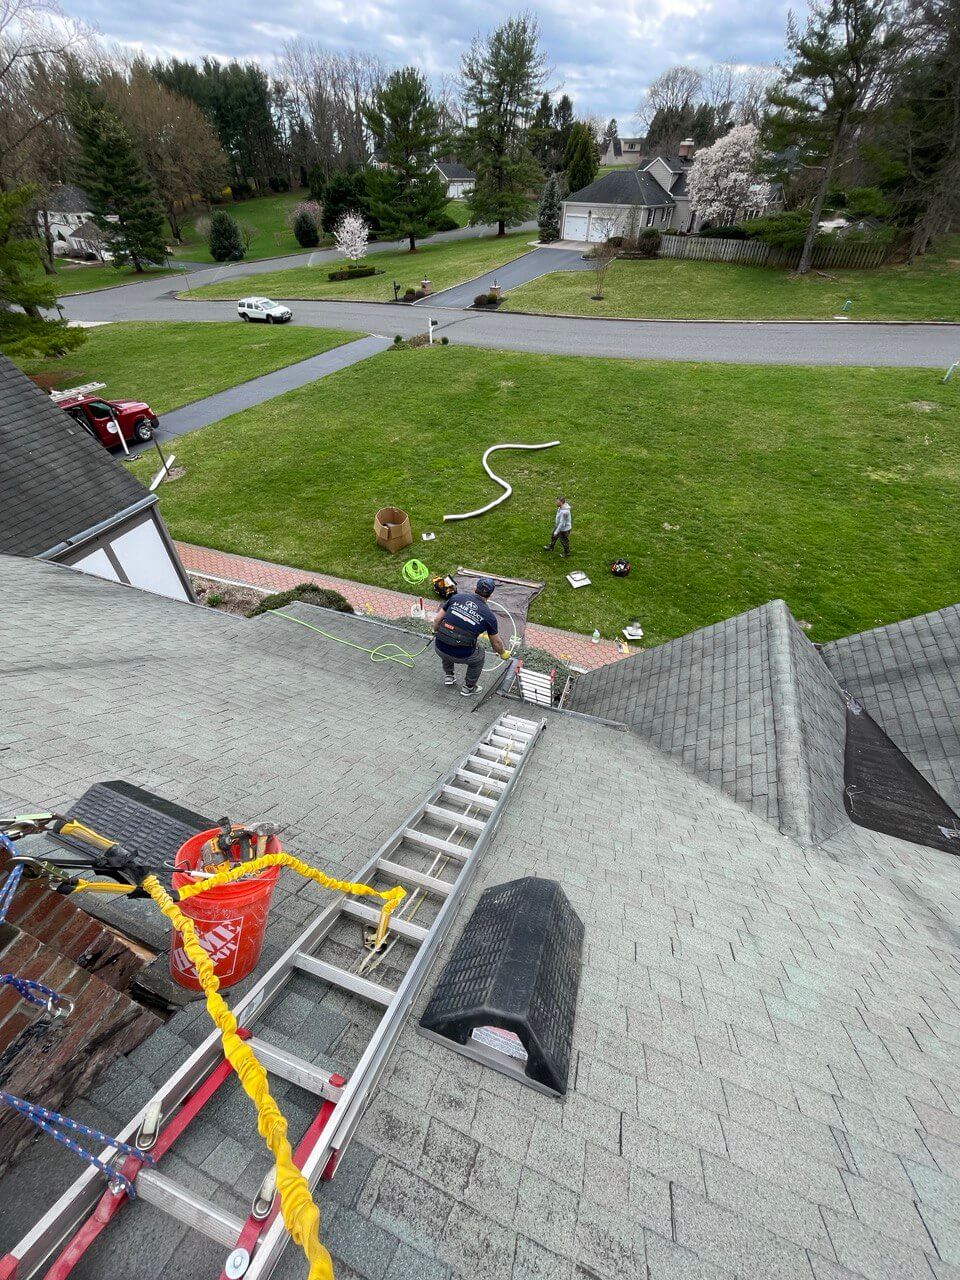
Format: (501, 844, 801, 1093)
(141, 874, 335, 1280)
(176, 852, 406, 948)
(72, 879, 137, 895)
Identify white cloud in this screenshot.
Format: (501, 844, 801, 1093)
(62, 0, 790, 121)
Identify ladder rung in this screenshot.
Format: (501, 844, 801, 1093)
(249, 1037, 344, 1099)
(424, 804, 487, 833)
(488, 734, 525, 751)
(502, 715, 538, 731)
(293, 953, 394, 1006)
(377, 858, 454, 897)
(403, 828, 470, 859)
(498, 724, 533, 740)
(467, 754, 514, 776)
(135, 1170, 245, 1247)
(476, 743, 517, 763)
(442, 784, 497, 811)
(456, 769, 506, 791)
(340, 898, 429, 943)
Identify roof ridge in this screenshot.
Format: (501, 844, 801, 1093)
(766, 600, 848, 846)
(766, 600, 818, 843)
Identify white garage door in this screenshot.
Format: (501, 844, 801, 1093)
(587, 214, 618, 242)
(563, 212, 589, 241)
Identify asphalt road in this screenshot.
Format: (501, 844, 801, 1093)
(57, 227, 960, 369)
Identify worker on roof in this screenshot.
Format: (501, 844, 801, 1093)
(433, 577, 508, 698)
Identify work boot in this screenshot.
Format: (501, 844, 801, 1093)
(461, 684, 482, 698)
(542, 545, 552, 551)
(444, 675, 457, 687)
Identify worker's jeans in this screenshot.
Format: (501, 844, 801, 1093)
(549, 529, 571, 555)
(438, 645, 485, 689)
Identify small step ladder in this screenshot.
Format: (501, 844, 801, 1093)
(4, 712, 544, 1280)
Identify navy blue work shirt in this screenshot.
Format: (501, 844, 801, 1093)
(435, 592, 499, 657)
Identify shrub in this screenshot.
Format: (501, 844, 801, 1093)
(440, 335, 449, 344)
(247, 583, 353, 618)
(208, 593, 223, 607)
(607, 235, 624, 248)
(231, 180, 253, 201)
(740, 209, 813, 248)
(432, 214, 460, 233)
(307, 165, 326, 203)
(394, 334, 403, 344)
(208, 210, 245, 262)
(474, 293, 489, 307)
(268, 175, 290, 192)
(327, 265, 377, 281)
(636, 228, 661, 258)
(294, 211, 320, 248)
(699, 224, 748, 240)
(404, 288, 418, 301)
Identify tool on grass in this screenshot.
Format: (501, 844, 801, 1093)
(2, 714, 545, 1280)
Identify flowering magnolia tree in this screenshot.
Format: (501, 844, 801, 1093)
(333, 211, 369, 264)
(687, 125, 773, 225)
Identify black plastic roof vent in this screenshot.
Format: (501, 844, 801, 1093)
(419, 876, 584, 1096)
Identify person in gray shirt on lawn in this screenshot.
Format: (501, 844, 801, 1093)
(544, 497, 572, 557)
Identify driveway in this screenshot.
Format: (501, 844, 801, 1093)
(131, 334, 390, 455)
(417, 245, 591, 310)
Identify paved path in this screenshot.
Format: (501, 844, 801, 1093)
(418, 245, 591, 310)
(54, 222, 960, 368)
(133, 334, 389, 455)
(177, 542, 630, 672)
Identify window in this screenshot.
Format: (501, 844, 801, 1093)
(658, 206, 666, 223)
(645, 207, 655, 227)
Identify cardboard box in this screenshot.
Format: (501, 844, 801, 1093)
(374, 506, 413, 553)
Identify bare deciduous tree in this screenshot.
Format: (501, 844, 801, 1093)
(636, 65, 704, 131)
(588, 215, 619, 298)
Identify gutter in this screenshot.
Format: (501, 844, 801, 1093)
(38, 494, 158, 559)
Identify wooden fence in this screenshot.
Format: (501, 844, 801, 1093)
(657, 234, 888, 270)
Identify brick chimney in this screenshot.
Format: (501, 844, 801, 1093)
(678, 138, 695, 160)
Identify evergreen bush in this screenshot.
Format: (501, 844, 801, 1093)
(208, 210, 245, 262)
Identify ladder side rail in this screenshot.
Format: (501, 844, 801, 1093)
(6, 715, 544, 1280)
(243, 716, 546, 1280)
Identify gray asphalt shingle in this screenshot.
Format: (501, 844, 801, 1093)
(1, 555, 959, 1280)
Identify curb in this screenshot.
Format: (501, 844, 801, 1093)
(497, 306, 960, 328)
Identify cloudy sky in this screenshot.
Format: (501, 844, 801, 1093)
(61, 0, 793, 125)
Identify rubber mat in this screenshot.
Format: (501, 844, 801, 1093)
(454, 568, 544, 644)
(844, 700, 960, 855)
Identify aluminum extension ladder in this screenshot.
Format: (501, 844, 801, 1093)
(3, 712, 545, 1280)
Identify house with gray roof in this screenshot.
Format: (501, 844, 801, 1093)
(0, 358, 192, 601)
(430, 160, 476, 199)
(35, 184, 113, 261)
(562, 138, 781, 242)
(1, 544, 959, 1280)
(599, 134, 646, 166)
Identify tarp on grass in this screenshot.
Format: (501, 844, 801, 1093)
(454, 567, 544, 645)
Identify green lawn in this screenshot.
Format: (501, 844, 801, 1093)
(503, 234, 960, 322)
(183, 232, 532, 302)
(444, 199, 471, 228)
(18, 321, 355, 416)
(49, 262, 177, 296)
(130, 345, 958, 646)
(170, 190, 313, 264)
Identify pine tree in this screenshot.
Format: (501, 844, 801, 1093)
(460, 16, 546, 236)
(530, 92, 554, 166)
(71, 88, 167, 272)
(764, 0, 902, 273)
(320, 169, 370, 235)
(552, 95, 575, 163)
(564, 123, 598, 195)
(293, 209, 320, 248)
(363, 68, 448, 250)
(0, 187, 85, 359)
(208, 209, 245, 261)
(603, 118, 618, 148)
(537, 172, 562, 242)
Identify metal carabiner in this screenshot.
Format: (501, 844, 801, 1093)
(45, 992, 75, 1020)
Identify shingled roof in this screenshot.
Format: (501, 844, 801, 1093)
(567, 600, 849, 845)
(434, 160, 475, 181)
(2, 557, 960, 1280)
(565, 167, 674, 207)
(42, 183, 92, 213)
(823, 603, 960, 812)
(0, 357, 149, 557)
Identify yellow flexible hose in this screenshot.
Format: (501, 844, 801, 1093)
(142, 873, 334, 1280)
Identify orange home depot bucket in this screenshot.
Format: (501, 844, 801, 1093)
(169, 829, 281, 991)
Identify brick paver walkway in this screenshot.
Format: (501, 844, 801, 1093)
(176, 542, 631, 672)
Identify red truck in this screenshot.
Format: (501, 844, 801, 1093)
(51, 383, 160, 450)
